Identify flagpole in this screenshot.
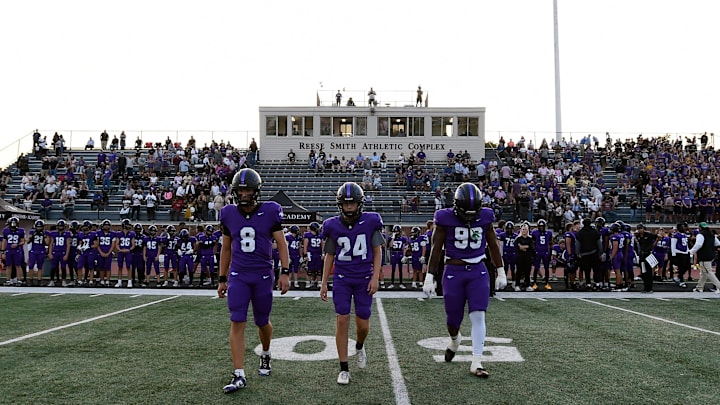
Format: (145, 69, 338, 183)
(553, 0, 562, 143)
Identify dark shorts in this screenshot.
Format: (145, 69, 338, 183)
(332, 274, 373, 320)
(227, 270, 274, 325)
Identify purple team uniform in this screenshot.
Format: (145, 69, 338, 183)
(177, 236, 197, 277)
(531, 229, 553, 274)
(162, 234, 179, 272)
(197, 233, 218, 274)
(322, 212, 384, 320)
(220, 201, 283, 325)
(144, 236, 162, 275)
(409, 234, 427, 270)
(28, 230, 48, 270)
(95, 230, 116, 271)
(4, 228, 25, 267)
(116, 231, 135, 269)
(49, 229, 71, 272)
(610, 233, 625, 270)
(434, 207, 494, 329)
(304, 231, 323, 274)
(286, 233, 302, 273)
(77, 231, 97, 272)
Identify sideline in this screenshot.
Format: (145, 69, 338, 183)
(376, 298, 411, 405)
(578, 298, 720, 337)
(0, 295, 179, 346)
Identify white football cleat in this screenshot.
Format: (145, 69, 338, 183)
(356, 347, 367, 369)
(337, 371, 350, 385)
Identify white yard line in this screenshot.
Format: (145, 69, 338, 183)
(50, 293, 64, 297)
(129, 295, 141, 298)
(0, 296, 179, 346)
(89, 294, 103, 297)
(376, 298, 411, 405)
(615, 298, 630, 302)
(11, 292, 28, 296)
(579, 298, 720, 337)
(535, 297, 547, 302)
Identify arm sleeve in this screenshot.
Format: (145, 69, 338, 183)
(688, 234, 704, 255)
(371, 230, 385, 248)
(671, 237, 677, 256)
(715, 236, 720, 247)
(324, 237, 337, 255)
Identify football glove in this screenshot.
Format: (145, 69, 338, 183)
(401, 256, 409, 264)
(306, 252, 312, 261)
(422, 273, 436, 298)
(495, 267, 507, 290)
(600, 253, 607, 262)
(419, 256, 426, 264)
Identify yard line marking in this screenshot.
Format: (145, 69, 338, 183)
(211, 296, 219, 299)
(376, 298, 410, 405)
(11, 292, 28, 296)
(50, 293, 64, 297)
(417, 297, 425, 302)
(89, 294, 103, 297)
(579, 298, 720, 337)
(494, 296, 505, 301)
(535, 297, 547, 302)
(293, 297, 301, 301)
(129, 295, 141, 298)
(654, 298, 670, 301)
(615, 298, 630, 302)
(695, 298, 710, 302)
(0, 295, 179, 346)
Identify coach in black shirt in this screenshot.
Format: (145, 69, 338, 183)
(575, 218, 602, 290)
(635, 224, 657, 293)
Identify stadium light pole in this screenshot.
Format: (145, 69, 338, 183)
(553, 0, 562, 143)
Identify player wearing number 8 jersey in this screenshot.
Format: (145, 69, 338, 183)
(320, 182, 384, 385)
(423, 183, 505, 379)
(218, 168, 290, 394)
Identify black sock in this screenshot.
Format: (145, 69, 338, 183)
(340, 361, 349, 372)
(355, 342, 364, 351)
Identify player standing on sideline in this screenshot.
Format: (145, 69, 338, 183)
(67, 221, 80, 286)
(286, 225, 303, 288)
(48, 219, 71, 287)
(177, 229, 196, 287)
(76, 220, 98, 286)
(162, 225, 179, 287)
(197, 224, 218, 287)
(531, 219, 553, 290)
(320, 182, 383, 385)
(218, 168, 290, 393)
(409, 226, 427, 289)
(423, 183, 506, 378)
(95, 219, 116, 286)
(388, 225, 408, 289)
(303, 222, 324, 289)
(143, 225, 162, 286)
(27, 220, 48, 287)
(115, 219, 135, 288)
(131, 224, 145, 286)
(500, 221, 517, 289)
(671, 223, 690, 288)
(2, 217, 26, 286)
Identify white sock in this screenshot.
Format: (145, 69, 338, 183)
(448, 333, 462, 352)
(234, 368, 245, 377)
(261, 350, 271, 356)
(469, 310, 486, 361)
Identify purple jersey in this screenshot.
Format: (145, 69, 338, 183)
(653, 236, 670, 255)
(197, 233, 217, 255)
(116, 231, 135, 252)
(610, 233, 625, 252)
(177, 236, 197, 257)
(77, 231, 96, 253)
(409, 235, 428, 259)
(563, 231, 577, 257)
(3, 228, 25, 253)
(303, 231, 323, 257)
(162, 235, 179, 255)
(434, 207, 494, 260)
(531, 229, 553, 254)
(322, 211, 384, 277)
(49, 230, 72, 253)
(388, 234, 409, 255)
(220, 201, 283, 272)
(143, 236, 161, 257)
(502, 232, 518, 257)
(672, 232, 689, 253)
(29, 230, 48, 254)
(95, 230, 115, 254)
(286, 233, 303, 258)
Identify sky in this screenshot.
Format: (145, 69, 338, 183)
(0, 0, 718, 155)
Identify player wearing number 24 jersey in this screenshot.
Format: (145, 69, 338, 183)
(218, 168, 290, 394)
(321, 182, 384, 386)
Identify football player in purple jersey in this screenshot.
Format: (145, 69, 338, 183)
(2, 217, 26, 286)
(143, 225, 162, 286)
(131, 224, 146, 286)
(217, 168, 290, 394)
(320, 182, 384, 385)
(48, 219, 71, 287)
(76, 220, 98, 286)
(303, 222, 324, 289)
(95, 219, 116, 286)
(531, 219, 553, 290)
(609, 222, 626, 291)
(177, 229, 196, 286)
(161, 225, 179, 287)
(387, 225, 409, 289)
(286, 225, 304, 288)
(409, 226, 427, 289)
(114, 219, 135, 288)
(197, 224, 218, 287)
(27, 220, 49, 287)
(423, 183, 505, 379)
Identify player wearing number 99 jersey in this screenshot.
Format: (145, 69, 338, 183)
(320, 182, 384, 385)
(218, 168, 290, 394)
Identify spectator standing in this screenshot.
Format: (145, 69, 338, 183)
(100, 130, 109, 150)
(146, 189, 158, 221)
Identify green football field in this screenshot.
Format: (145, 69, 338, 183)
(1, 289, 719, 405)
